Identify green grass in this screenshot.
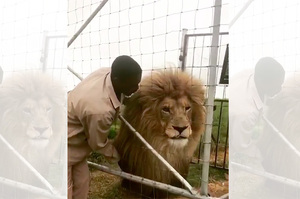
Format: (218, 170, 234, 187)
(210, 99, 229, 168)
(212, 99, 228, 144)
(187, 163, 228, 188)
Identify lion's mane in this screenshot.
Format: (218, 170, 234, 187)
(114, 70, 206, 197)
(0, 72, 66, 192)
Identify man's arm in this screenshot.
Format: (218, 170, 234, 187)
(83, 114, 119, 160)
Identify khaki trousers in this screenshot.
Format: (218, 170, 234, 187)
(68, 159, 90, 199)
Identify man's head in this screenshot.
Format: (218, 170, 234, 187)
(111, 55, 142, 97)
(254, 57, 285, 98)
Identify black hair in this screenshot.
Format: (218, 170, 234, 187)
(254, 57, 285, 83)
(111, 55, 142, 80)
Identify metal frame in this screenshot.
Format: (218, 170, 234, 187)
(179, 0, 225, 195)
(40, 32, 67, 72)
(200, 0, 223, 195)
(118, 115, 195, 195)
(212, 99, 229, 169)
(0, 134, 64, 198)
(229, 0, 255, 28)
(68, 0, 109, 47)
(88, 163, 206, 199)
(180, 32, 228, 71)
(231, 162, 300, 188)
(67, 0, 228, 197)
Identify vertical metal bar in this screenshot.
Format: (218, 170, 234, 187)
(223, 121, 229, 169)
(43, 37, 50, 73)
(200, 0, 222, 196)
(179, 29, 188, 71)
(197, 135, 202, 164)
(68, 0, 109, 47)
(215, 101, 224, 167)
(40, 31, 49, 72)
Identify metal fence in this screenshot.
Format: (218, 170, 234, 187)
(195, 99, 229, 170)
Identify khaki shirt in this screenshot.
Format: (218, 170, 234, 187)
(230, 69, 264, 159)
(68, 67, 121, 164)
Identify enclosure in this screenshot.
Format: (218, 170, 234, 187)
(67, 0, 229, 198)
(1, 0, 299, 198)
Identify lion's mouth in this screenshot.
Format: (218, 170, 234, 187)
(29, 137, 50, 147)
(30, 135, 49, 140)
(171, 136, 188, 140)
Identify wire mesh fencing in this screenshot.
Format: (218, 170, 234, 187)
(67, 0, 229, 198)
(0, 0, 67, 198)
(229, 0, 300, 198)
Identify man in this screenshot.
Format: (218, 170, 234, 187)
(68, 55, 142, 199)
(230, 57, 285, 161)
(229, 57, 285, 198)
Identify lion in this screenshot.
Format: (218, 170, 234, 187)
(0, 72, 66, 197)
(114, 70, 206, 198)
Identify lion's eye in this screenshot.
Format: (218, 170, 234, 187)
(46, 107, 52, 112)
(185, 106, 191, 111)
(162, 107, 170, 113)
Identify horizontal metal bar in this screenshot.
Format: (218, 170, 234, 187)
(88, 162, 211, 199)
(184, 65, 222, 68)
(0, 134, 56, 194)
(0, 177, 64, 199)
(214, 99, 228, 102)
(186, 32, 228, 37)
(231, 162, 300, 188)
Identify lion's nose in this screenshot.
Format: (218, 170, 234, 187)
(172, 126, 188, 134)
(34, 127, 49, 135)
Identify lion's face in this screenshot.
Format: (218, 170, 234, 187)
(159, 96, 192, 140)
(20, 97, 53, 147)
(0, 72, 66, 151)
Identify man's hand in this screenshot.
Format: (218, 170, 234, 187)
(103, 140, 120, 164)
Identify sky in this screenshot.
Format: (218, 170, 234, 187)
(1, 0, 231, 97)
(67, 0, 230, 97)
(230, 0, 300, 77)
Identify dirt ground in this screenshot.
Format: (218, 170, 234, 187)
(87, 164, 228, 199)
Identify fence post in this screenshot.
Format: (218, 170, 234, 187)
(179, 29, 188, 71)
(200, 0, 222, 196)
